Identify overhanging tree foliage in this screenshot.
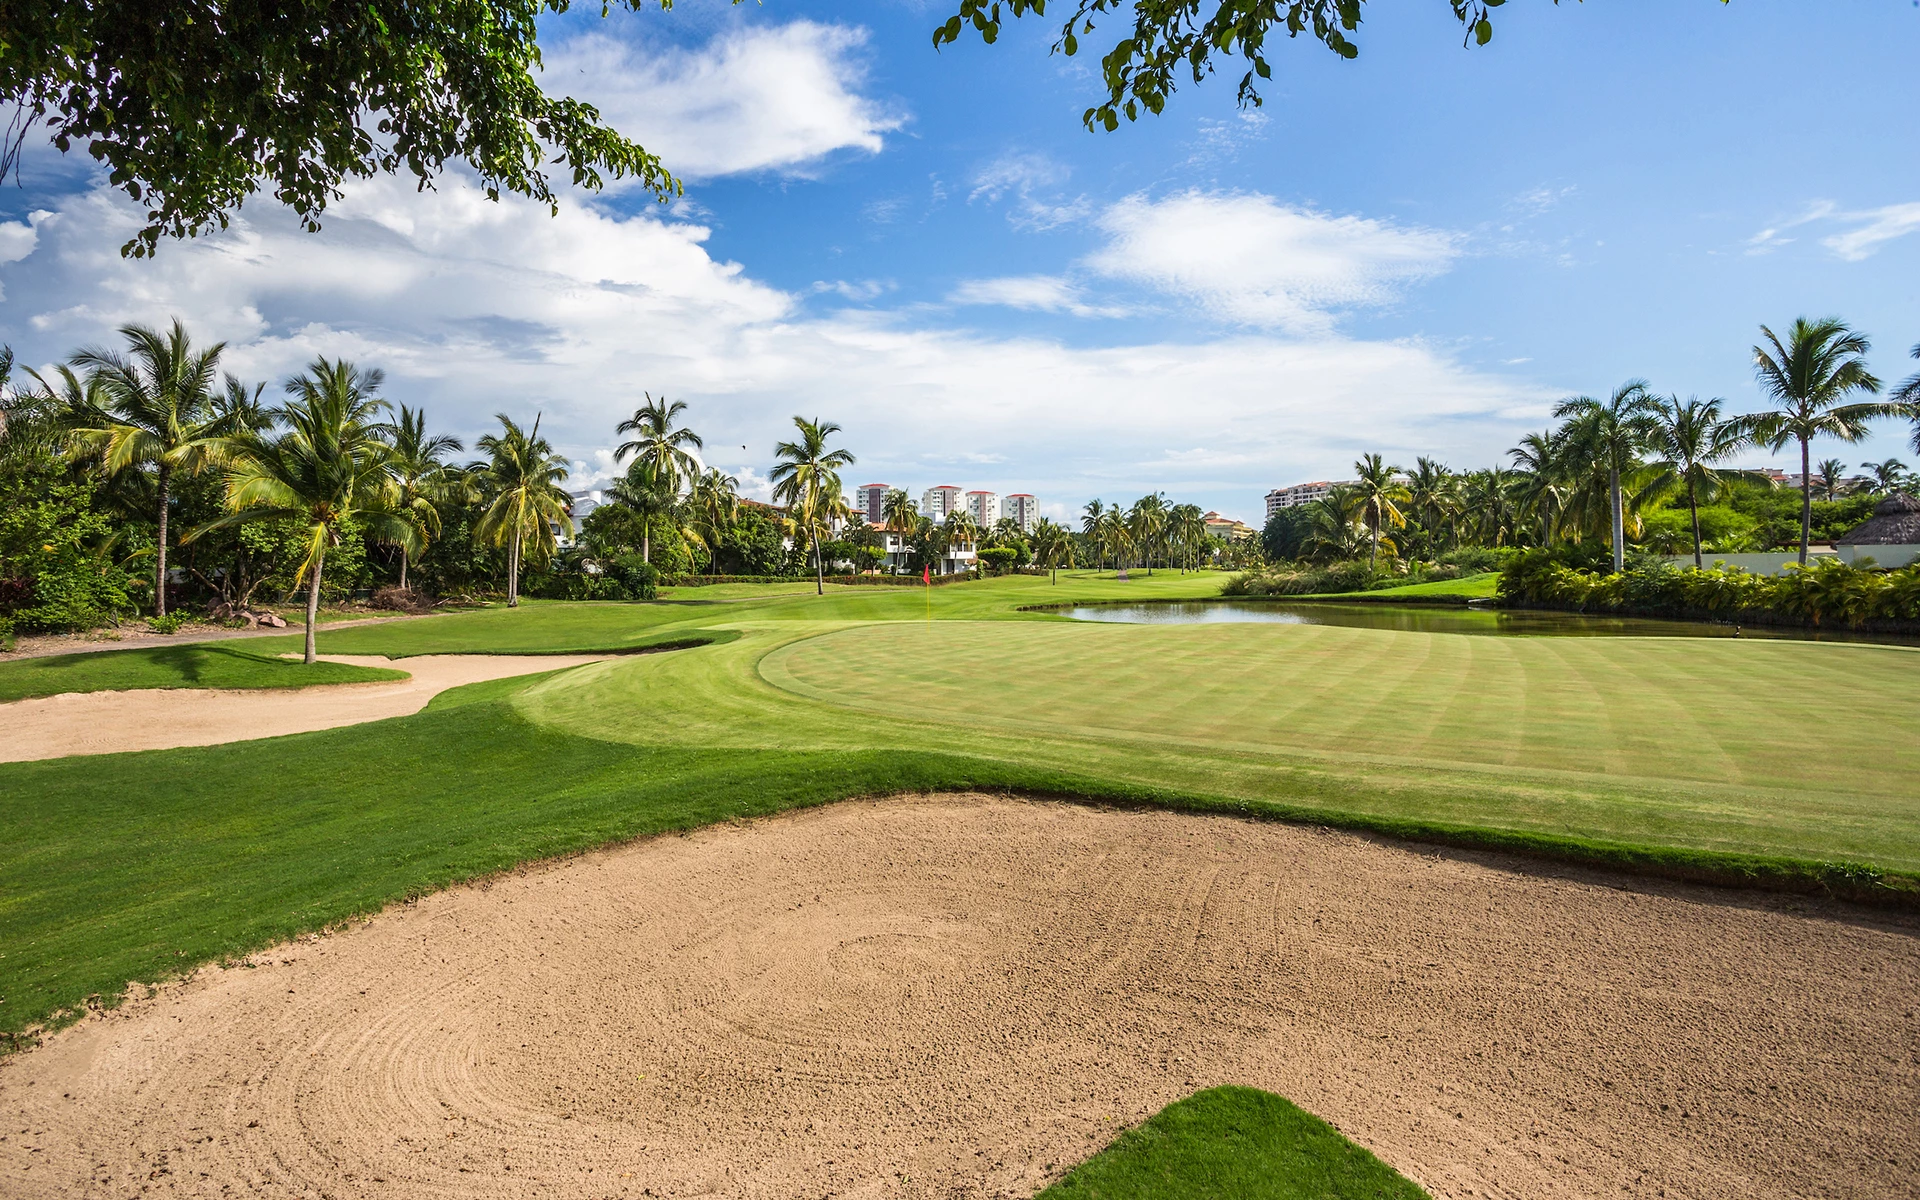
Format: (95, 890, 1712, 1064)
(935, 0, 1712, 133)
(1, 0, 686, 257)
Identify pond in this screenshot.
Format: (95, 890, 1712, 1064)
(1057, 601, 1909, 642)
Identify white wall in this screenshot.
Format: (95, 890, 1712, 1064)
(1835, 545, 1920, 568)
(1661, 552, 1834, 576)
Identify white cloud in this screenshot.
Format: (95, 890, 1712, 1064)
(542, 23, 903, 179)
(968, 153, 1092, 232)
(1822, 202, 1920, 261)
(0, 173, 1544, 517)
(1085, 191, 1461, 332)
(948, 275, 1127, 319)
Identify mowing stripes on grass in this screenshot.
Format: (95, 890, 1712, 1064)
(1040, 1086, 1430, 1199)
(0, 644, 407, 701)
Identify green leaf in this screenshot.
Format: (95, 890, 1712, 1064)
(1474, 16, 1492, 45)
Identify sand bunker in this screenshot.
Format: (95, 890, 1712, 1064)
(1, 795, 1913, 1199)
(0, 654, 606, 762)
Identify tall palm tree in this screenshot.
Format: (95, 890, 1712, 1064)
(1080, 499, 1107, 570)
(613, 394, 704, 495)
(66, 319, 233, 615)
(1641, 394, 1760, 568)
(1553, 381, 1654, 573)
(1097, 507, 1131, 574)
(685, 467, 741, 575)
(1749, 317, 1894, 565)
(1304, 485, 1368, 562)
(1030, 517, 1073, 583)
(1404, 456, 1455, 557)
(1169, 503, 1206, 571)
(1126, 493, 1167, 574)
(770, 416, 855, 595)
(388, 404, 464, 590)
(1462, 467, 1517, 547)
(474, 414, 571, 607)
(1508, 430, 1566, 546)
(1891, 343, 1920, 455)
(1351, 453, 1408, 571)
(1860, 457, 1909, 494)
(188, 358, 415, 663)
(882, 488, 918, 533)
(607, 457, 678, 566)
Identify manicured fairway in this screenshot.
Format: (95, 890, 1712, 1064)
(4, 572, 1918, 1043)
(0, 643, 407, 701)
(1040, 1087, 1430, 1199)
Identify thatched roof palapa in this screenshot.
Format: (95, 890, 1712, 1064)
(1836, 492, 1920, 546)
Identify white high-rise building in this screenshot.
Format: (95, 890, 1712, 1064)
(1003, 493, 1037, 534)
(966, 490, 999, 527)
(1265, 480, 1356, 519)
(921, 484, 963, 520)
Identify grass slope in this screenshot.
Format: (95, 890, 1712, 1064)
(1309, 572, 1500, 602)
(7, 572, 1920, 1044)
(0, 644, 407, 701)
(1041, 1087, 1429, 1199)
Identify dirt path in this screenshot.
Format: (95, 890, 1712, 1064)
(1, 794, 1912, 1199)
(0, 654, 606, 761)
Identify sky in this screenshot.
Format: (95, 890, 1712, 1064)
(2, 0, 1917, 523)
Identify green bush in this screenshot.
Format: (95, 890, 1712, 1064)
(1497, 547, 1920, 627)
(978, 546, 1020, 575)
(0, 472, 136, 633)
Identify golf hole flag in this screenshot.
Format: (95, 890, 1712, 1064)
(923, 566, 930, 585)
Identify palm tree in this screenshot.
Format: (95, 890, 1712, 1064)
(1891, 343, 1920, 455)
(1641, 395, 1760, 568)
(1169, 503, 1206, 571)
(1509, 430, 1566, 546)
(1860, 458, 1909, 494)
(1553, 381, 1654, 573)
(882, 488, 918, 533)
(66, 320, 234, 615)
(1031, 517, 1073, 583)
(1351, 453, 1408, 571)
(685, 467, 741, 575)
(770, 416, 855, 595)
(1404, 456, 1455, 557)
(474, 414, 571, 607)
(1081, 499, 1107, 570)
(1097, 507, 1131, 574)
(1126, 493, 1167, 574)
(388, 404, 464, 590)
(1749, 318, 1895, 565)
(1462, 467, 1518, 547)
(1812, 458, 1850, 502)
(607, 457, 679, 566)
(1304, 485, 1369, 561)
(188, 358, 415, 663)
(613, 394, 704, 494)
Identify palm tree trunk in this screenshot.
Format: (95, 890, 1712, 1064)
(1789, 437, 1804, 568)
(1688, 484, 1704, 570)
(508, 530, 522, 607)
(1609, 465, 1625, 574)
(812, 528, 824, 595)
(643, 525, 650, 567)
(399, 547, 410, 591)
(154, 464, 171, 616)
(303, 549, 324, 665)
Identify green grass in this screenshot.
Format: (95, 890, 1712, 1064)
(0, 644, 407, 701)
(6, 570, 1919, 1045)
(1040, 1087, 1429, 1199)
(1322, 572, 1500, 601)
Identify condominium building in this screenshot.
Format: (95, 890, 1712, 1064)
(1265, 480, 1355, 519)
(1203, 511, 1256, 541)
(1003, 493, 1037, 534)
(966, 490, 999, 527)
(921, 484, 963, 520)
(854, 483, 890, 525)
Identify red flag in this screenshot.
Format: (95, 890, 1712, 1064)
(923, 565, 931, 585)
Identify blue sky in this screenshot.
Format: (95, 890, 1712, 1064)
(2, 0, 1917, 522)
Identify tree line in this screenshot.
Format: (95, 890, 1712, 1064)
(1261, 317, 1920, 578)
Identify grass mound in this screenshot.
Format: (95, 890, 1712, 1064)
(1041, 1086, 1429, 1199)
(0, 644, 407, 701)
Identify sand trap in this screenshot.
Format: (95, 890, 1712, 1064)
(0, 654, 606, 762)
(0, 795, 1913, 1200)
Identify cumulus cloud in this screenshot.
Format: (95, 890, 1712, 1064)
(542, 23, 903, 179)
(1085, 191, 1461, 332)
(0, 172, 1543, 519)
(947, 275, 1127, 319)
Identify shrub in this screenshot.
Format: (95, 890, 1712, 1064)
(978, 547, 1020, 575)
(1497, 547, 1920, 627)
(0, 472, 136, 633)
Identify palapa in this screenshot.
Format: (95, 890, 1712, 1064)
(1836, 491, 1920, 546)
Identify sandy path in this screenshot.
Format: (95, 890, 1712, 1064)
(0, 654, 606, 761)
(0, 795, 1914, 1200)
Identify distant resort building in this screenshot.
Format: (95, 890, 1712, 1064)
(921, 484, 963, 520)
(854, 483, 889, 525)
(1203, 511, 1257, 541)
(965, 490, 999, 527)
(1265, 480, 1355, 519)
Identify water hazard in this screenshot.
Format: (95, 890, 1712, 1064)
(1058, 601, 1906, 642)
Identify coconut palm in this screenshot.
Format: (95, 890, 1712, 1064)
(1126, 493, 1167, 574)
(1553, 381, 1655, 573)
(473, 414, 571, 607)
(1860, 457, 1909, 494)
(1030, 517, 1074, 583)
(1304, 485, 1369, 561)
(1748, 318, 1896, 565)
(1404, 456, 1456, 556)
(613, 394, 703, 495)
(1641, 395, 1762, 568)
(388, 404, 464, 590)
(1097, 507, 1132, 573)
(770, 416, 855, 595)
(1508, 430, 1567, 546)
(65, 319, 238, 615)
(1351, 453, 1408, 571)
(685, 467, 741, 574)
(1891, 343, 1920, 454)
(607, 456, 677, 566)
(1169, 503, 1207, 571)
(187, 358, 415, 663)
(941, 503, 981, 575)
(882, 488, 918, 532)
(1081, 500, 1108, 570)
(1462, 467, 1518, 547)
(1812, 458, 1851, 502)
